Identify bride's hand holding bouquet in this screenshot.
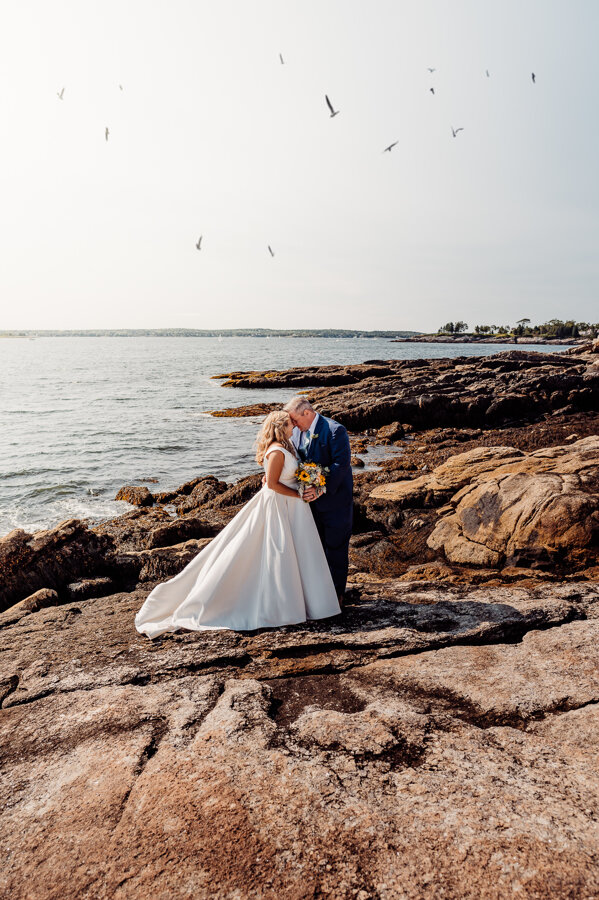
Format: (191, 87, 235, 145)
(296, 460, 329, 502)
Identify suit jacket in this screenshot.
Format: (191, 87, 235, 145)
(301, 415, 353, 525)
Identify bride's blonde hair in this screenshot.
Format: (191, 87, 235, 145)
(255, 410, 295, 465)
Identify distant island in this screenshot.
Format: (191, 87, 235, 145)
(2, 318, 597, 342)
(394, 318, 598, 344)
(0, 328, 418, 339)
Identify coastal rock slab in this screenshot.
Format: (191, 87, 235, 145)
(1, 582, 599, 898)
(0, 519, 114, 612)
(12, 587, 60, 614)
(349, 532, 405, 577)
(376, 421, 405, 442)
(115, 485, 154, 507)
(2, 579, 597, 707)
(427, 436, 599, 568)
(66, 576, 114, 600)
(359, 616, 599, 726)
(146, 515, 218, 548)
(369, 446, 525, 508)
(213, 351, 599, 431)
(175, 476, 229, 512)
(125, 538, 213, 582)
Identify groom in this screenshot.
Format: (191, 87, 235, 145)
(284, 396, 353, 603)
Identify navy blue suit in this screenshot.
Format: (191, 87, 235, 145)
(298, 415, 353, 595)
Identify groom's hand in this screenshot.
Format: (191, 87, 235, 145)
(303, 486, 317, 502)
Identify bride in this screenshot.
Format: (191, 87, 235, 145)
(135, 410, 341, 638)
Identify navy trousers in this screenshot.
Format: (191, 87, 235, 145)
(311, 505, 352, 595)
(297, 414, 353, 596)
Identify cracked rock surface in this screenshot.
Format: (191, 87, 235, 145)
(1, 579, 599, 898)
(370, 436, 599, 571)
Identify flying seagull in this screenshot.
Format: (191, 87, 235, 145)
(279, 53, 284, 65)
(57, 87, 65, 100)
(430, 87, 435, 95)
(119, 84, 123, 91)
(531, 72, 536, 83)
(105, 127, 109, 141)
(451, 126, 464, 138)
(383, 141, 398, 153)
(427, 68, 436, 73)
(325, 94, 339, 118)
(195, 236, 202, 250)
(486, 69, 490, 77)
(268, 245, 275, 257)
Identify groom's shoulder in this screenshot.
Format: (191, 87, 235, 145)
(321, 415, 347, 435)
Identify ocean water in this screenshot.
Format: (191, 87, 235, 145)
(0, 336, 567, 537)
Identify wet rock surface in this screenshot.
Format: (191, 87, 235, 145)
(115, 485, 155, 506)
(0, 519, 115, 612)
(212, 349, 599, 431)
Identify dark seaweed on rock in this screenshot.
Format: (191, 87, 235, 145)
(213, 350, 599, 432)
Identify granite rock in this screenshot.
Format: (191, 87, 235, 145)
(0, 519, 115, 613)
(1, 579, 599, 898)
(427, 436, 599, 569)
(115, 485, 155, 507)
(212, 351, 599, 431)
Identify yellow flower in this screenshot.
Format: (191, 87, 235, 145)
(298, 471, 310, 482)
(318, 475, 326, 486)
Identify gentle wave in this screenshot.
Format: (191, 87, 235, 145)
(3, 409, 66, 416)
(21, 481, 89, 499)
(154, 444, 192, 452)
(1, 497, 132, 536)
(1, 466, 80, 479)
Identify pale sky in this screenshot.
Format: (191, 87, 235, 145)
(1, 0, 597, 332)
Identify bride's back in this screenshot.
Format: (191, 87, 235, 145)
(264, 443, 299, 488)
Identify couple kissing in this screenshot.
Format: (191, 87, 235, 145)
(135, 397, 353, 638)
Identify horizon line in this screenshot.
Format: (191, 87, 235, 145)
(0, 327, 420, 335)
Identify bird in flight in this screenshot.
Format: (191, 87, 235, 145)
(325, 95, 339, 118)
(430, 87, 435, 95)
(105, 127, 109, 141)
(451, 126, 464, 138)
(196, 236, 202, 250)
(531, 72, 536, 83)
(279, 53, 284, 65)
(383, 141, 398, 153)
(57, 87, 65, 100)
(427, 68, 436, 73)
(268, 245, 275, 257)
(119, 84, 123, 91)
(486, 69, 490, 77)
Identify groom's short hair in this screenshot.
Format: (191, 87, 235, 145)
(283, 396, 314, 415)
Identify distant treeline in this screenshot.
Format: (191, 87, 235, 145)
(438, 319, 599, 338)
(0, 328, 417, 339)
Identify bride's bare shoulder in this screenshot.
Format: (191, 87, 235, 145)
(265, 443, 295, 459)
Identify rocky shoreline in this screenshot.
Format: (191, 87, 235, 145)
(2, 344, 599, 898)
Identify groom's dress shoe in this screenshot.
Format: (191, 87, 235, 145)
(337, 593, 345, 608)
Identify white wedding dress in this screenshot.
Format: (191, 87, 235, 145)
(135, 446, 341, 637)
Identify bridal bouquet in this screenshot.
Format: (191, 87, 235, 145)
(296, 460, 329, 500)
